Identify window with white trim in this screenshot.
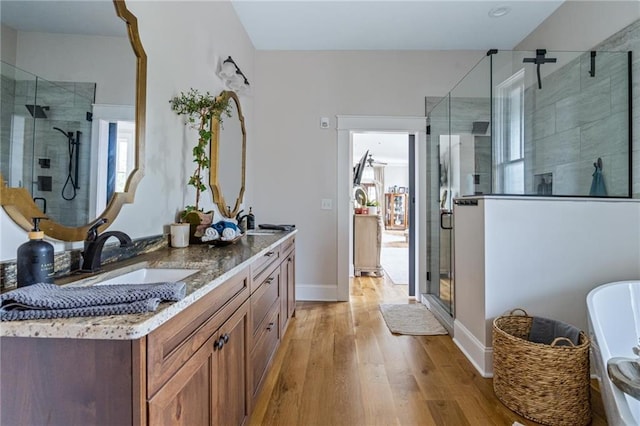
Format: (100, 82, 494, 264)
(494, 69, 525, 194)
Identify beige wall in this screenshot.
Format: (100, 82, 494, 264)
(516, 1, 639, 51)
(251, 50, 483, 297)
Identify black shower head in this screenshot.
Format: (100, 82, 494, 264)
(25, 104, 49, 119)
(53, 127, 71, 138)
(472, 121, 489, 135)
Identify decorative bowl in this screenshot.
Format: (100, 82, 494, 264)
(208, 234, 243, 247)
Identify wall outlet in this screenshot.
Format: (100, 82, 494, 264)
(321, 198, 332, 210)
(320, 117, 330, 129)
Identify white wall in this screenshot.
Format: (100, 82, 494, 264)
(1, 1, 255, 259)
(252, 50, 483, 299)
(454, 197, 640, 377)
(383, 165, 408, 193)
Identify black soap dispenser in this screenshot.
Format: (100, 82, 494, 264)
(17, 217, 54, 287)
(247, 207, 255, 230)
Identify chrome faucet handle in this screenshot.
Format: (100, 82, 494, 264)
(633, 339, 640, 357)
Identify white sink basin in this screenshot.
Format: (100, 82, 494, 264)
(95, 268, 200, 286)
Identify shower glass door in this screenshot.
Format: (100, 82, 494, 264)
(426, 94, 453, 314)
(426, 56, 491, 317)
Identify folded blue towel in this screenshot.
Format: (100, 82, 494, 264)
(528, 316, 581, 346)
(1, 282, 186, 321)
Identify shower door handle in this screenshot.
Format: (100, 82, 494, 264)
(440, 211, 453, 230)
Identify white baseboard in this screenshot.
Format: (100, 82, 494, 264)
(296, 283, 338, 301)
(453, 320, 493, 378)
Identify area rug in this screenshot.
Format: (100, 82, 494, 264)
(380, 247, 408, 284)
(379, 303, 447, 335)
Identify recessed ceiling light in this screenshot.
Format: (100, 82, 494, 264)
(488, 6, 511, 18)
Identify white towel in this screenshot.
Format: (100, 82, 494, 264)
(201, 227, 219, 242)
(221, 228, 237, 240)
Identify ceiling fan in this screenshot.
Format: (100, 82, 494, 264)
(366, 153, 387, 167)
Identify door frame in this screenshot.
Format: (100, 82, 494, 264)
(336, 115, 427, 301)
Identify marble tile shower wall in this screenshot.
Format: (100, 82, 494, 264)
(13, 79, 95, 226)
(523, 51, 631, 196)
(524, 20, 639, 197)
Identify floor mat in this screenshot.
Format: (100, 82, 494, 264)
(379, 303, 447, 335)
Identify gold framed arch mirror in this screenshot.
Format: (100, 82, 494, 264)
(0, 0, 146, 241)
(210, 91, 246, 218)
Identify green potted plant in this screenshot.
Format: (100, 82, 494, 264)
(366, 200, 379, 215)
(169, 89, 232, 241)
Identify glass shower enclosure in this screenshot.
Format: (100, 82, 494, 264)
(1, 61, 96, 228)
(425, 49, 632, 321)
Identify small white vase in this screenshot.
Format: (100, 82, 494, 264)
(368, 206, 378, 215)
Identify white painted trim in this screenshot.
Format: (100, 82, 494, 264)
(336, 115, 427, 303)
(453, 319, 494, 378)
(337, 115, 427, 131)
(296, 283, 338, 301)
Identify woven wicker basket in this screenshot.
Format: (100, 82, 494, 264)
(492, 309, 591, 426)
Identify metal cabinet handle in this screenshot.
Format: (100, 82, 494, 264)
(265, 277, 274, 284)
(265, 251, 275, 257)
(266, 322, 275, 331)
(223, 333, 229, 343)
(214, 337, 224, 350)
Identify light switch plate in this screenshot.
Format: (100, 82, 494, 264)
(321, 198, 332, 210)
(320, 117, 330, 129)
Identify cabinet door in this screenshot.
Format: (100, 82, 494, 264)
(148, 338, 214, 426)
(285, 250, 296, 319)
(214, 299, 250, 426)
(280, 249, 296, 333)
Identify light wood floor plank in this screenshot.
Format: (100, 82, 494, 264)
(250, 275, 606, 425)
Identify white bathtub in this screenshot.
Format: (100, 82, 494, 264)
(587, 281, 640, 426)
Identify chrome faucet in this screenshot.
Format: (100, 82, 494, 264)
(82, 218, 133, 272)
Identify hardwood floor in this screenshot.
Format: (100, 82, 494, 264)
(250, 275, 608, 426)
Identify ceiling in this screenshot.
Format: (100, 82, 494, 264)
(231, 0, 565, 51)
(0, 1, 125, 37)
(353, 133, 410, 166)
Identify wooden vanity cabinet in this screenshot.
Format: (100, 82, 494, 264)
(148, 299, 250, 426)
(0, 235, 296, 426)
(249, 235, 296, 401)
(147, 267, 250, 426)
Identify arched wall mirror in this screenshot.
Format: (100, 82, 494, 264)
(0, 0, 146, 241)
(210, 91, 246, 218)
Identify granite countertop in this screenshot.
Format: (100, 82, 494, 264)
(0, 230, 296, 340)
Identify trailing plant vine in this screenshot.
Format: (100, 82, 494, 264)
(169, 89, 232, 213)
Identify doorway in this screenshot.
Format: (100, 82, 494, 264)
(336, 115, 427, 302)
(352, 133, 410, 289)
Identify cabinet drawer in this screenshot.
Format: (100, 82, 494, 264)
(250, 247, 280, 291)
(251, 267, 280, 335)
(280, 236, 295, 258)
(147, 267, 250, 397)
(251, 304, 280, 397)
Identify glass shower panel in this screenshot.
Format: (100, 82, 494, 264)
(426, 93, 451, 313)
(0, 62, 37, 189)
(436, 57, 492, 316)
(1, 61, 96, 227)
(492, 50, 630, 197)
